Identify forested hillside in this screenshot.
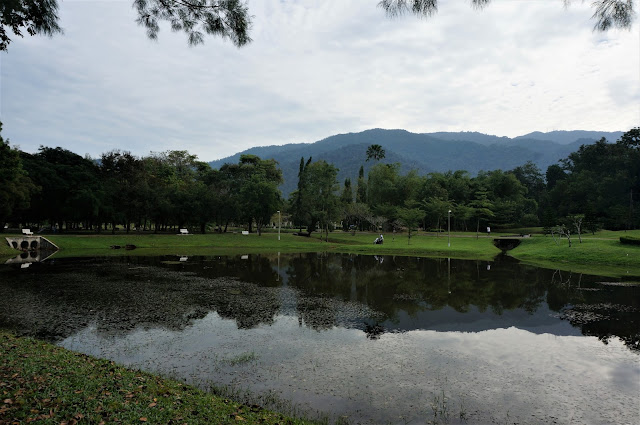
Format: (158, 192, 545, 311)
(209, 129, 624, 196)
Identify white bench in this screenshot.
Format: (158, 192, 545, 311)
(179, 228, 189, 235)
(241, 230, 249, 235)
(22, 228, 33, 236)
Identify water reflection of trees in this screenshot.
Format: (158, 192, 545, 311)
(283, 253, 639, 351)
(0, 256, 282, 341)
(0, 254, 637, 352)
(548, 272, 640, 352)
(284, 253, 551, 321)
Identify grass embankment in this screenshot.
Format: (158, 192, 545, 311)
(2, 230, 502, 261)
(0, 331, 317, 425)
(2, 229, 639, 278)
(0, 244, 14, 257)
(509, 230, 640, 278)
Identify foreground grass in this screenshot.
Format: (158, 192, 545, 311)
(0, 331, 317, 425)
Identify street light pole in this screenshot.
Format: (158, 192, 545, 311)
(277, 210, 281, 241)
(448, 209, 451, 247)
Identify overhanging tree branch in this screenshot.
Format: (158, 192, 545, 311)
(378, 0, 636, 31)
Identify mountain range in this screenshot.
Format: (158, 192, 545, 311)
(208, 129, 624, 197)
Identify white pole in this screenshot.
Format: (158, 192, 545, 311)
(278, 210, 281, 241)
(448, 209, 451, 247)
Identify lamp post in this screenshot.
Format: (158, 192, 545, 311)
(277, 210, 281, 241)
(448, 209, 452, 247)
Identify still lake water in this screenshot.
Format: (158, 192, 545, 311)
(1, 253, 639, 424)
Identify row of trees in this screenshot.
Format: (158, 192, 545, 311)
(1, 121, 283, 234)
(1, 124, 638, 235)
(288, 128, 639, 238)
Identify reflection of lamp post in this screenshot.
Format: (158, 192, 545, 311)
(448, 209, 452, 247)
(448, 257, 451, 294)
(277, 210, 281, 241)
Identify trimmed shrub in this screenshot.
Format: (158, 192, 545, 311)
(620, 236, 640, 246)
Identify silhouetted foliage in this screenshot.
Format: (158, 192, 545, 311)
(0, 0, 62, 51)
(0, 0, 250, 51)
(379, 0, 636, 31)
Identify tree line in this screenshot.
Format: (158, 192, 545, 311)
(1, 123, 638, 235)
(1, 121, 282, 234)
(289, 129, 639, 239)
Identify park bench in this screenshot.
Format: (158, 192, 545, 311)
(179, 228, 189, 235)
(241, 230, 249, 235)
(22, 229, 33, 236)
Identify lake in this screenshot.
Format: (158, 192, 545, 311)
(1, 253, 638, 424)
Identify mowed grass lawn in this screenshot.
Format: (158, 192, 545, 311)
(24, 230, 502, 260)
(508, 230, 640, 277)
(2, 229, 639, 277)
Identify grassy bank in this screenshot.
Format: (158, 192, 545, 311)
(2, 229, 639, 278)
(2, 230, 503, 260)
(0, 243, 14, 257)
(0, 331, 318, 425)
(508, 231, 640, 278)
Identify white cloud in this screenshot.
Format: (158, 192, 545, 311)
(0, 0, 638, 160)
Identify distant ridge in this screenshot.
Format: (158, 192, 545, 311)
(514, 130, 623, 145)
(209, 129, 625, 196)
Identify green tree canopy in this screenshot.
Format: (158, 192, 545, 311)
(220, 154, 283, 234)
(304, 160, 340, 240)
(0, 121, 37, 230)
(547, 129, 640, 230)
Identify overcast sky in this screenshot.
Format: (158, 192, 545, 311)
(1, 0, 638, 161)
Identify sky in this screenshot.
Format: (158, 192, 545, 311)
(1, 0, 638, 162)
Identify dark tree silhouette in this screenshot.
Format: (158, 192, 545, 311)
(2, 1, 634, 51)
(0, 0, 251, 51)
(0, 0, 63, 51)
(378, 0, 636, 31)
(366, 144, 386, 162)
(133, 0, 251, 47)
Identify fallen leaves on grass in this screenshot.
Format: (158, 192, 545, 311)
(0, 331, 317, 425)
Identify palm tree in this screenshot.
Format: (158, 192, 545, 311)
(366, 144, 386, 162)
